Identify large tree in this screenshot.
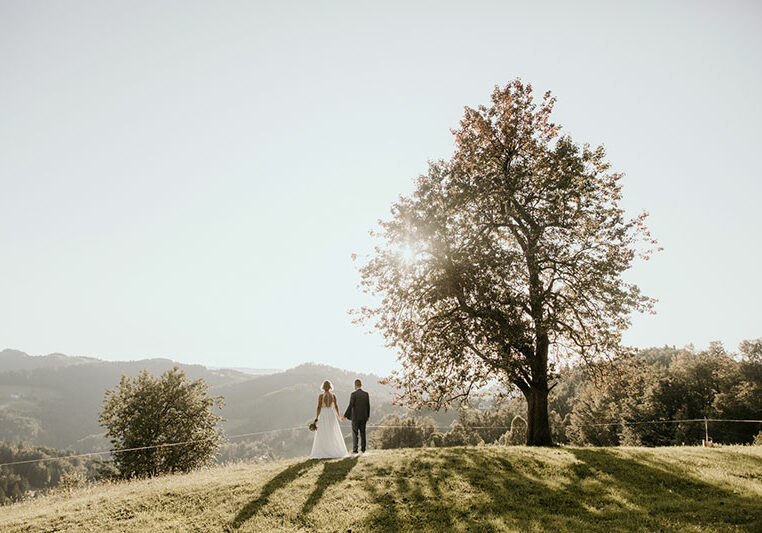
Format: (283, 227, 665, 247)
(356, 79, 658, 445)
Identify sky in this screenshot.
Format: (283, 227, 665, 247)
(1, 1, 760, 375)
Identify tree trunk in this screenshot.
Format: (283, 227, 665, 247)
(524, 251, 552, 446)
(525, 385, 553, 446)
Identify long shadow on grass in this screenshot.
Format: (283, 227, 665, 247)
(230, 459, 317, 530)
(566, 448, 762, 531)
(363, 475, 401, 533)
(361, 448, 762, 533)
(459, 447, 762, 532)
(301, 456, 358, 516)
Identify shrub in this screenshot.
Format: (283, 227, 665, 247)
(99, 367, 224, 478)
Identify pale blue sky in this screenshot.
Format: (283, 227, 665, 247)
(1, 1, 760, 374)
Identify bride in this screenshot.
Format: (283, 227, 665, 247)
(310, 380, 348, 459)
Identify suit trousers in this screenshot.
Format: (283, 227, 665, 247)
(351, 419, 367, 452)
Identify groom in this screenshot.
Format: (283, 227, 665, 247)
(342, 379, 370, 454)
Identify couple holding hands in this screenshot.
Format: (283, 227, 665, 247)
(309, 379, 370, 459)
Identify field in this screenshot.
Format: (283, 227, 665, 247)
(2, 446, 761, 532)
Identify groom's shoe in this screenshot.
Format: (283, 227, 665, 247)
(351, 450, 359, 454)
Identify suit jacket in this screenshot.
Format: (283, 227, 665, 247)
(343, 389, 370, 422)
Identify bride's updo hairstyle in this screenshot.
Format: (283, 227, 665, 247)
(321, 380, 333, 407)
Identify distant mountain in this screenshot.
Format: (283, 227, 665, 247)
(209, 366, 281, 376)
(0, 350, 401, 454)
(0, 349, 99, 372)
(216, 362, 397, 435)
(0, 350, 252, 449)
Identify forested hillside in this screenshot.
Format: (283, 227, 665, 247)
(217, 363, 394, 433)
(0, 349, 251, 449)
(0, 441, 108, 504)
(0, 350, 398, 453)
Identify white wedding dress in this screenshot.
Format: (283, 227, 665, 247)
(310, 394, 348, 459)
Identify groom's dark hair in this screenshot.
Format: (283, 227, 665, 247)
(354, 379, 362, 387)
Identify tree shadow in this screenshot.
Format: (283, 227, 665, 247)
(301, 456, 358, 516)
(229, 458, 316, 530)
(360, 447, 762, 532)
(565, 448, 762, 530)
(361, 453, 459, 533)
(363, 475, 401, 533)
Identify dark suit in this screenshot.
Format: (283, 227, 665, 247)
(343, 388, 370, 452)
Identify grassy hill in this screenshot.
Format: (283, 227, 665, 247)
(2, 446, 761, 532)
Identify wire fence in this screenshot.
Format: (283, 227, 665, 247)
(579, 418, 762, 427)
(0, 418, 760, 469)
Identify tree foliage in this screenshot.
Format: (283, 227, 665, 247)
(356, 78, 657, 444)
(0, 409, 41, 443)
(371, 414, 437, 449)
(99, 367, 224, 478)
(565, 342, 762, 446)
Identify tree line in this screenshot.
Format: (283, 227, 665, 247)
(0, 442, 109, 504)
(370, 340, 762, 449)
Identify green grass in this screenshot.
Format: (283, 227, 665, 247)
(2, 446, 761, 532)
